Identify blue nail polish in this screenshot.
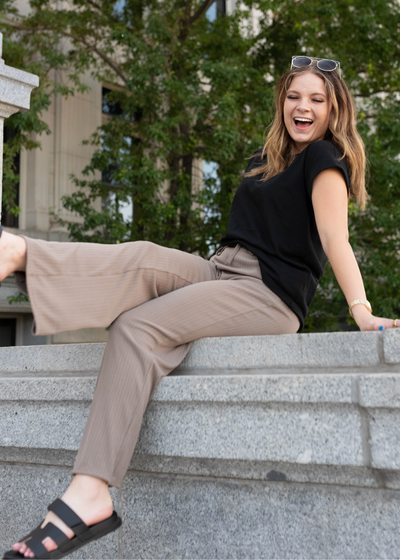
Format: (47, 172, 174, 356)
(379, 326, 384, 331)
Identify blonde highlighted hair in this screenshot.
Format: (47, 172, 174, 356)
(247, 64, 367, 209)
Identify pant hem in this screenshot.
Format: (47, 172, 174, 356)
(72, 468, 122, 490)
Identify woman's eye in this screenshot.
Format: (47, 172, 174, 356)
(313, 99, 324, 103)
(287, 96, 298, 100)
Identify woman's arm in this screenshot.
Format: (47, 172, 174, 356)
(311, 168, 394, 331)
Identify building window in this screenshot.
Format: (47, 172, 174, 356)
(101, 86, 143, 225)
(206, 0, 226, 21)
(101, 136, 140, 186)
(102, 87, 124, 116)
(101, 136, 140, 224)
(1, 125, 20, 228)
(217, 0, 226, 16)
(102, 87, 142, 121)
(0, 318, 16, 347)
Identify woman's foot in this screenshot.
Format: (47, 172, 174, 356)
(0, 230, 27, 281)
(11, 475, 113, 558)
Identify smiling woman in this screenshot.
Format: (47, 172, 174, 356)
(1, 56, 398, 560)
(283, 73, 331, 153)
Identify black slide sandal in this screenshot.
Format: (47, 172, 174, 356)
(3, 498, 122, 559)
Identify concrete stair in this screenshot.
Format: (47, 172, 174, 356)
(1, 330, 400, 558)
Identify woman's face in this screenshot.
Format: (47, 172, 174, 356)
(283, 72, 332, 154)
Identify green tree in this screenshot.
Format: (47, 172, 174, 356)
(1, 0, 400, 330)
(1, 0, 274, 254)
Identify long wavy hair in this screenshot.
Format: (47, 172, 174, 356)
(246, 64, 367, 209)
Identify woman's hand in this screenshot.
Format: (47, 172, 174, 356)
(351, 304, 397, 331)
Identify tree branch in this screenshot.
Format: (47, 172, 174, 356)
(184, 0, 194, 20)
(64, 32, 127, 83)
(189, 0, 215, 24)
(354, 90, 388, 98)
(85, 0, 103, 12)
(176, 0, 215, 45)
(11, 23, 127, 84)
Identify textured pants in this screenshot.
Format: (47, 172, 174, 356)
(18, 238, 299, 488)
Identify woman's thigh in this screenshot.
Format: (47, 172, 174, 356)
(114, 274, 300, 352)
(21, 238, 218, 335)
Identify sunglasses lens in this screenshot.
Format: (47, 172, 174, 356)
(317, 59, 337, 71)
(292, 56, 312, 68)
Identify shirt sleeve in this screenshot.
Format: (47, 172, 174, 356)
(304, 140, 350, 197)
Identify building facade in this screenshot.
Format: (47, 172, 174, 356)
(0, 0, 246, 347)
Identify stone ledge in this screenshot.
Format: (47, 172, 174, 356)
(2, 332, 400, 559)
(1, 330, 400, 375)
(0, 446, 392, 489)
(0, 343, 104, 374)
(2, 373, 400, 407)
(383, 328, 400, 363)
(1, 373, 400, 483)
(181, 331, 383, 369)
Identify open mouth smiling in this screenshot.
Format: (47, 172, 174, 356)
(294, 117, 313, 129)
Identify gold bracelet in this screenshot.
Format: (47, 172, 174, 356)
(349, 299, 372, 318)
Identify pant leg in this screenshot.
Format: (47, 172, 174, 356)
(16, 238, 216, 335)
(73, 246, 299, 488)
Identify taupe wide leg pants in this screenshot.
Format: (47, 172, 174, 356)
(18, 238, 299, 488)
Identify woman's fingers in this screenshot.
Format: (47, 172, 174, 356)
(359, 316, 398, 331)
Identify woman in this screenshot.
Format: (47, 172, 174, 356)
(2, 56, 397, 559)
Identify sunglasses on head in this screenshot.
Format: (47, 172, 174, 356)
(291, 56, 341, 79)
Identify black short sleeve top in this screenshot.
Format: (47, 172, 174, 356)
(219, 140, 350, 331)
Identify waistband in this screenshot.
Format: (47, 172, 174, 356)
(210, 244, 262, 281)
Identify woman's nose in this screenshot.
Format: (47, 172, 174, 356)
(296, 97, 311, 111)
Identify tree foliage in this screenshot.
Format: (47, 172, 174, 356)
(1, 0, 274, 253)
(1, 0, 400, 330)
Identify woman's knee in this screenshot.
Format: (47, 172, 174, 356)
(108, 310, 135, 337)
(108, 308, 160, 349)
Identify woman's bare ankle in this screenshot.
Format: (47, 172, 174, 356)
(0, 231, 27, 279)
(61, 474, 113, 524)
(12, 234, 27, 271)
(67, 474, 111, 499)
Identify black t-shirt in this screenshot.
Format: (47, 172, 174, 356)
(220, 140, 350, 331)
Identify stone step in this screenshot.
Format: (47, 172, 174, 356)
(1, 329, 400, 376)
(1, 331, 400, 558)
(1, 371, 400, 486)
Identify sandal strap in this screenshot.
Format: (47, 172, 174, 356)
(48, 498, 85, 528)
(22, 522, 70, 557)
(48, 498, 89, 540)
(22, 536, 46, 558)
